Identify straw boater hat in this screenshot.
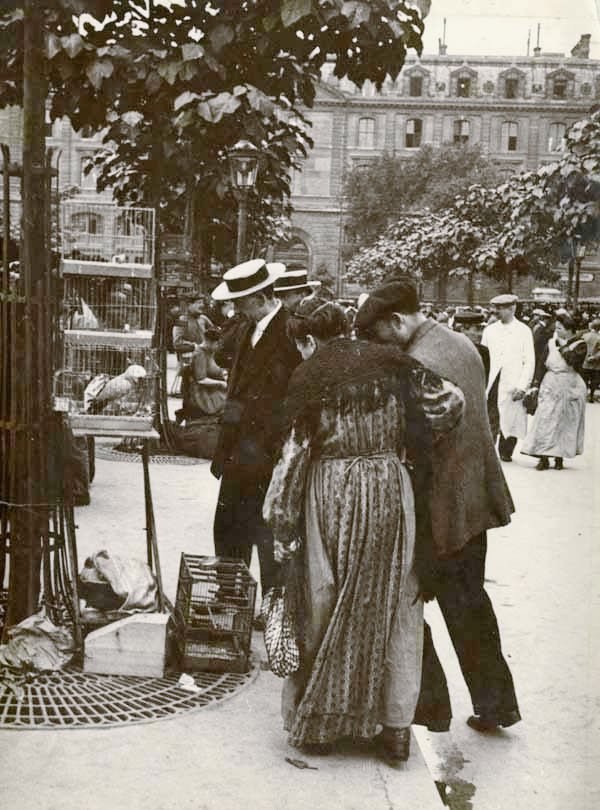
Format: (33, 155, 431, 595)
(274, 268, 321, 294)
(211, 259, 286, 301)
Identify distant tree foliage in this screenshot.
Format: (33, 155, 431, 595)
(343, 144, 501, 249)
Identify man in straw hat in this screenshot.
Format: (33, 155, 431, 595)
(274, 266, 322, 313)
(481, 294, 535, 462)
(355, 277, 520, 733)
(210, 260, 302, 622)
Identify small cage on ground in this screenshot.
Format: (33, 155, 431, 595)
(175, 555, 256, 674)
(53, 334, 159, 433)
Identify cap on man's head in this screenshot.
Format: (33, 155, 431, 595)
(354, 277, 419, 334)
(532, 308, 549, 317)
(211, 259, 285, 301)
(490, 293, 518, 307)
(274, 267, 321, 293)
(453, 309, 485, 326)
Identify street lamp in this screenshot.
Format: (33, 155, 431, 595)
(572, 238, 586, 310)
(228, 140, 259, 263)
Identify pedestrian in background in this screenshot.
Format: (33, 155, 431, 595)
(273, 267, 321, 313)
(581, 317, 600, 403)
(356, 278, 520, 734)
(481, 294, 535, 462)
(210, 260, 301, 621)
(521, 312, 588, 470)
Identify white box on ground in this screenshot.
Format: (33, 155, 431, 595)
(83, 612, 170, 678)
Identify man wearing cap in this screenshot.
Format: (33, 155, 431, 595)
(355, 277, 520, 734)
(210, 260, 301, 614)
(453, 309, 490, 381)
(481, 295, 535, 462)
(274, 267, 322, 313)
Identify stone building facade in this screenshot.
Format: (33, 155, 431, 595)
(281, 44, 600, 301)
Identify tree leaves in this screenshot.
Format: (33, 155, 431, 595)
(86, 58, 114, 90)
(281, 0, 314, 28)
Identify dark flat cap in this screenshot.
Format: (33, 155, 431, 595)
(453, 309, 485, 325)
(355, 279, 419, 333)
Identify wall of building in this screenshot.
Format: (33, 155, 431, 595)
(285, 49, 600, 300)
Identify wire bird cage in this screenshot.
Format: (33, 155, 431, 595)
(61, 201, 155, 267)
(175, 555, 256, 673)
(53, 336, 159, 433)
(63, 274, 156, 333)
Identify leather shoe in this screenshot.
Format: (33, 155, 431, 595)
(467, 710, 521, 732)
(535, 457, 549, 471)
(374, 726, 410, 767)
(499, 454, 512, 462)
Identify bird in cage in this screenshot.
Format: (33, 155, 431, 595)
(84, 364, 147, 414)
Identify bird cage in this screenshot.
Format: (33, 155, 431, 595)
(60, 201, 157, 335)
(61, 201, 155, 268)
(53, 333, 159, 433)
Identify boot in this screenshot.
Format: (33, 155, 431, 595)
(554, 457, 563, 470)
(375, 726, 410, 767)
(535, 457, 549, 471)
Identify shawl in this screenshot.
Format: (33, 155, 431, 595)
(284, 337, 438, 595)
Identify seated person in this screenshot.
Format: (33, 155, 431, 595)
(181, 328, 227, 419)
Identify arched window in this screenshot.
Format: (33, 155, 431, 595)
(501, 122, 518, 152)
(548, 122, 566, 152)
(405, 118, 422, 148)
(358, 117, 375, 148)
(453, 119, 470, 145)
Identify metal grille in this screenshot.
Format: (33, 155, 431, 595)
(94, 444, 204, 465)
(61, 202, 155, 267)
(0, 666, 257, 729)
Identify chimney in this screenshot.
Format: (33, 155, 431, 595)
(571, 34, 591, 59)
(438, 37, 447, 56)
(534, 23, 541, 56)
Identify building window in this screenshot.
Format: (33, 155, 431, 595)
(405, 118, 422, 148)
(501, 122, 519, 152)
(358, 117, 375, 148)
(457, 77, 471, 97)
(71, 212, 102, 235)
(505, 77, 519, 99)
(548, 122, 566, 152)
(553, 79, 568, 99)
(453, 119, 470, 145)
(80, 154, 98, 190)
(409, 75, 423, 97)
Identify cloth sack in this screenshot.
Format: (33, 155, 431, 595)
(260, 585, 300, 678)
(79, 550, 158, 612)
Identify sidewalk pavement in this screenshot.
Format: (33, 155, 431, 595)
(0, 444, 443, 810)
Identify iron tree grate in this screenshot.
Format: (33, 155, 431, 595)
(94, 445, 204, 465)
(0, 666, 256, 729)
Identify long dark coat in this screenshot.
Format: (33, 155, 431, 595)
(405, 320, 514, 558)
(211, 307, 301, 485)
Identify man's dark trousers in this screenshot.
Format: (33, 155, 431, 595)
(213, 473, 278, 596)
(420, 532, 520, 722)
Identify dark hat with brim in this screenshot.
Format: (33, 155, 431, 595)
(211, 259, 285, 301)
(274, 267, 321, 293)
(453, 309, 485, 325)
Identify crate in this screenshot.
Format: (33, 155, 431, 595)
(175, 555, 256, 674)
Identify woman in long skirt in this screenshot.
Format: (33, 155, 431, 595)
(521, 312, 587, 470)
(263, 302, 457, 765)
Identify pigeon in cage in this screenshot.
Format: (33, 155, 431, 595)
(84, 364, 147, 414)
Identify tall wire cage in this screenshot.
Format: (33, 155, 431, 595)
(55, 201, 159, 434)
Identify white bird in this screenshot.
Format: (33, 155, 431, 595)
(84, 364, 147, 414)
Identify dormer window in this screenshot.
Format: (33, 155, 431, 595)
(409, 75, 423, 97)
(553, 79, 567, 99)
(457, 77, 471, 97)
(505, 78, 519, 99)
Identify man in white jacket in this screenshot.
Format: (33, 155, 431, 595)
(482, 294, 535, 462)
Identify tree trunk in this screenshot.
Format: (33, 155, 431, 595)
(467, 270, 475, 306)
(437, 269, 449, 305)
(6, 0, 48, 627)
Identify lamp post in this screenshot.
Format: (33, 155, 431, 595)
(228, 140, 259, 263)
(573, 238, 586, 310)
